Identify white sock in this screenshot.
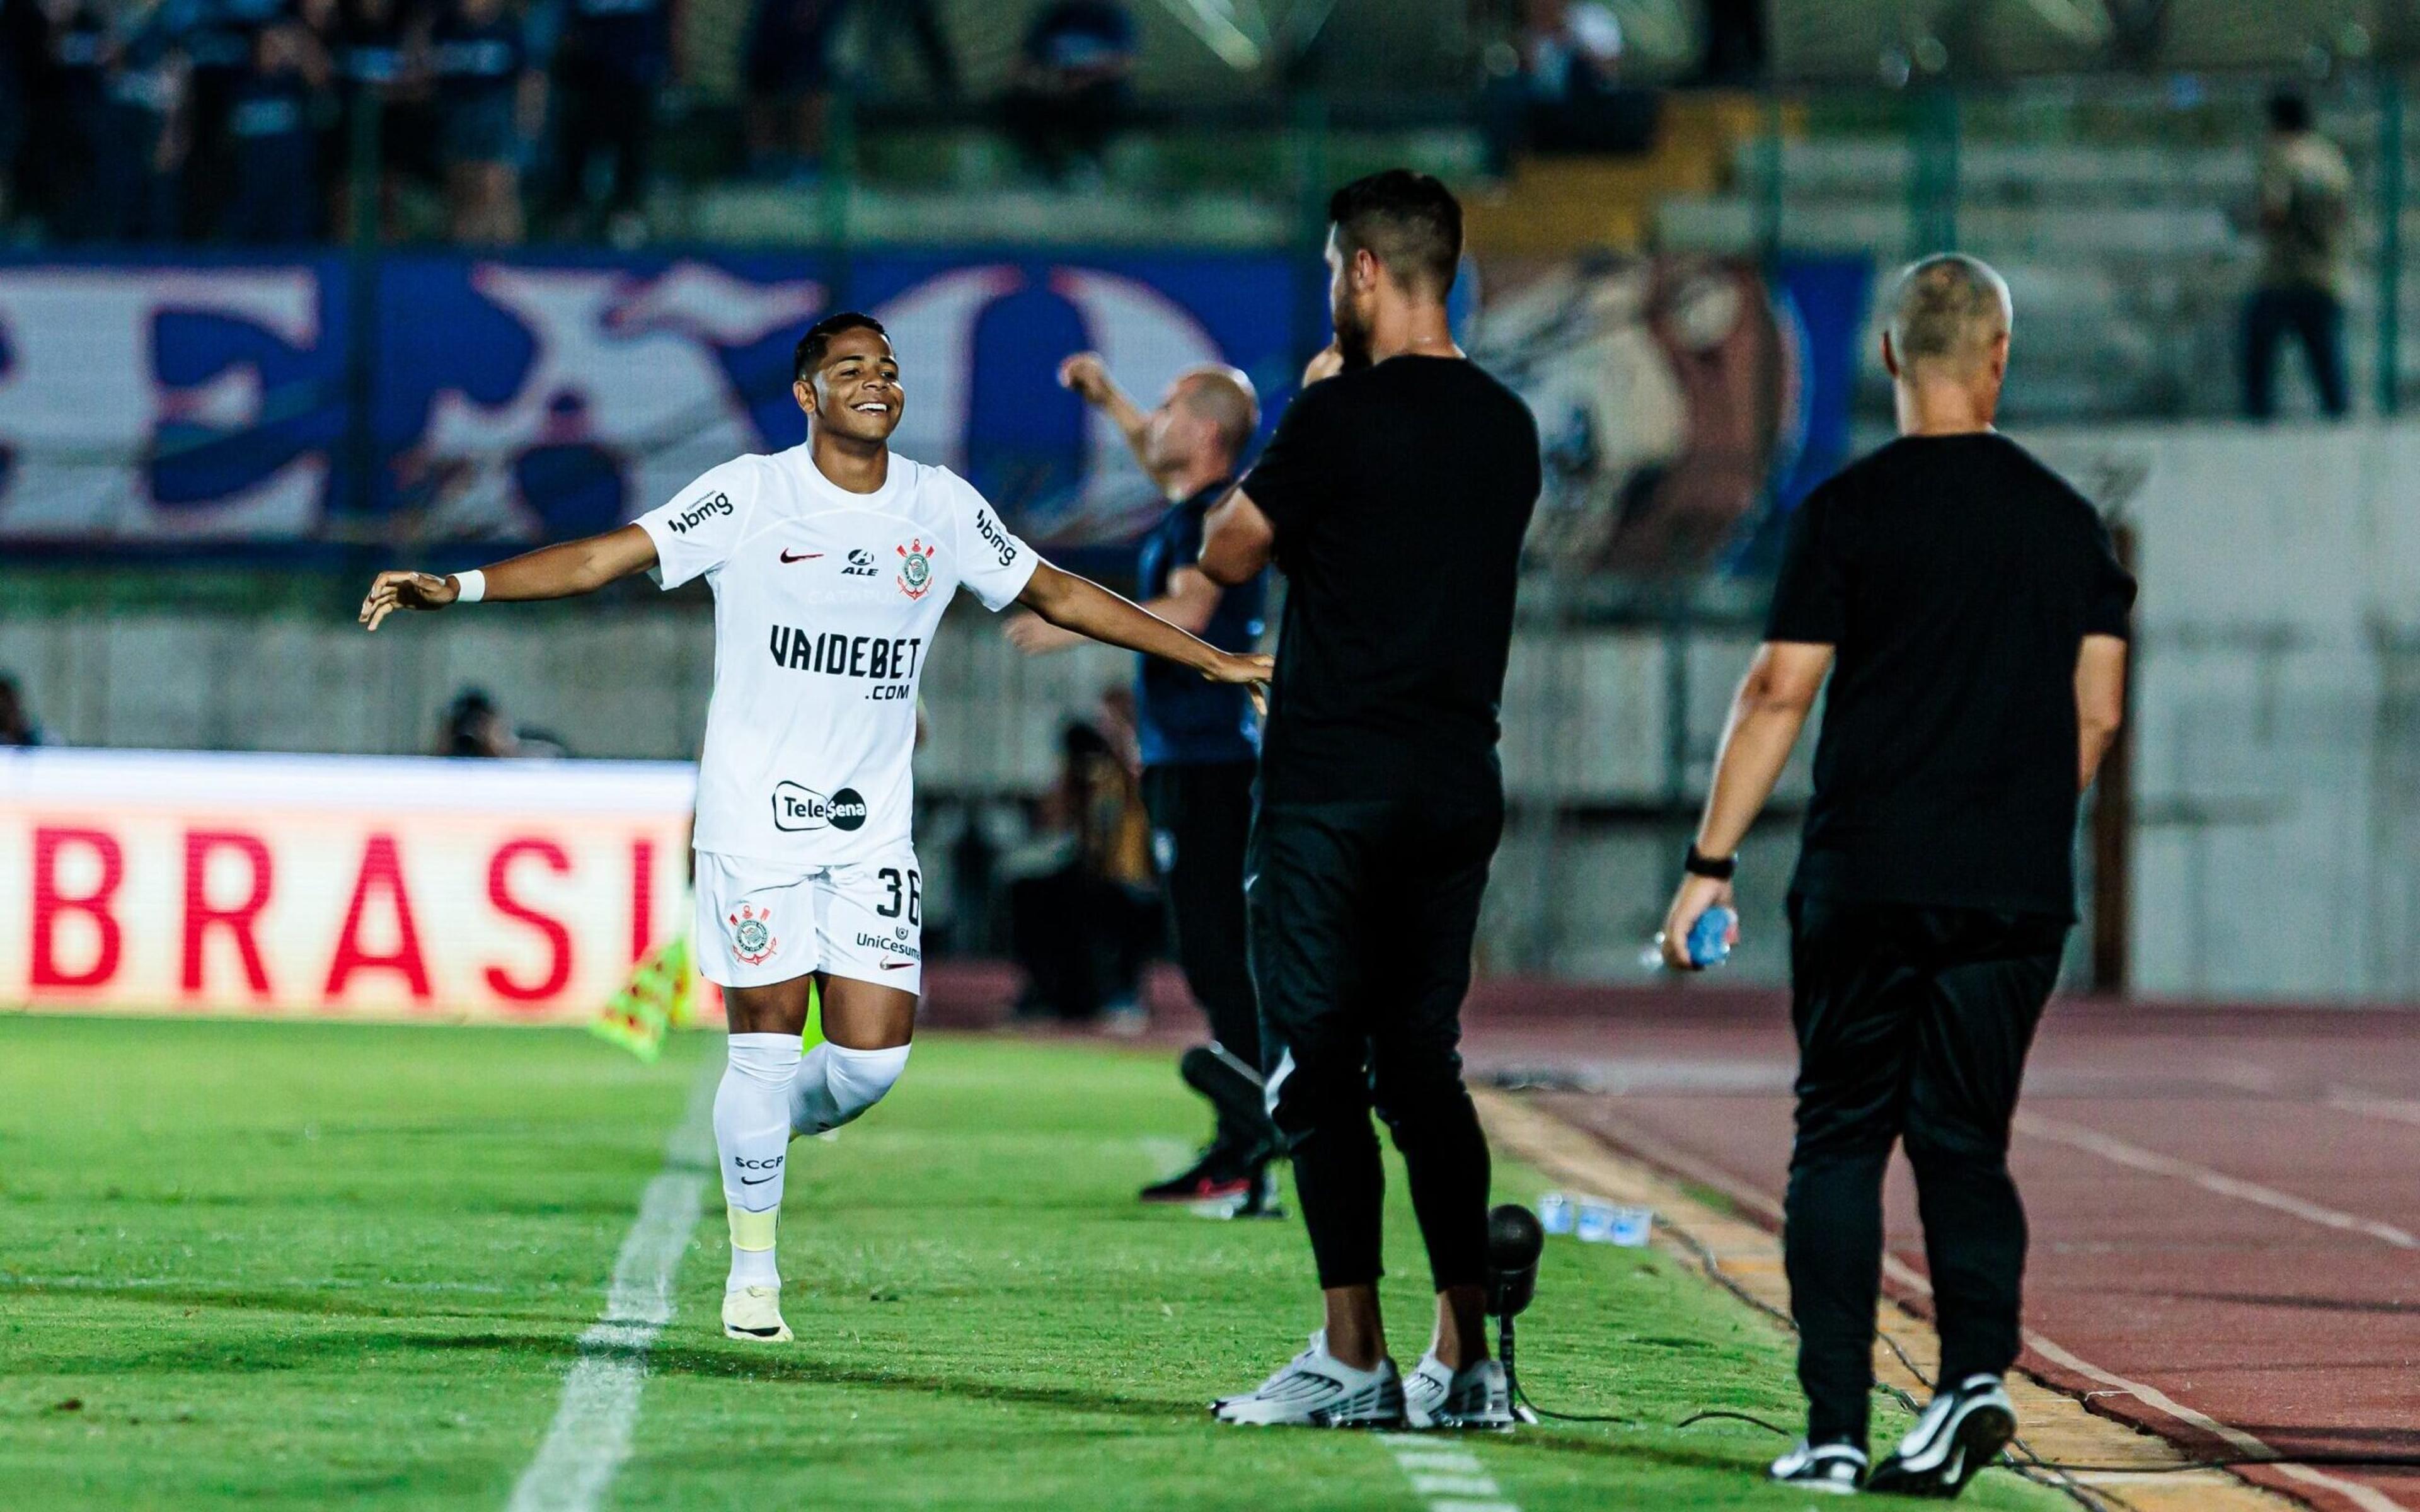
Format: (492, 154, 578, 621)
(788, 1041, 912, 1137)
(715, 1032, 802, 1293)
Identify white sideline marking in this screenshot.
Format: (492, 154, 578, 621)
(1376, 1435, 1520, 1512)
(2022, 1331, 2407, 1512)
(2008, 1113, 2415, 1509)
(2016, 1112, 2420, 1250)
(507, 1062, 718, 1512)
(2326, 1089, 2420, 1130)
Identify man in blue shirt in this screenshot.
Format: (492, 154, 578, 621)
(1008, 351, 1275, 1212)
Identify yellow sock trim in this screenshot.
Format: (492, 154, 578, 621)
(728, 1205, 778, 1252)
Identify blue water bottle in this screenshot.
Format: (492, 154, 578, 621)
(1687, 907, 1737, 968)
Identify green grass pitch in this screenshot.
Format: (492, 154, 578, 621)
(0, 1014, 2071, 1509)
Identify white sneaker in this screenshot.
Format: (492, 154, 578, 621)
(1867, 1373, 2016, 1498)
(1767, 1439, 1867, 1494)
(1211, 1331, 1406, 1428)
(721, 1285, 792, 1342)
(1403, 1353, 1515, 1429)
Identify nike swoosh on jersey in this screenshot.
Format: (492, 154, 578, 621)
(780, 549, 824, 562)
(880, 959, 917, 970)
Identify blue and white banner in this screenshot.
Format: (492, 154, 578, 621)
(0, 251, 1304, 544)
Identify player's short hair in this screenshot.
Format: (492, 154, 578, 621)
(794, 312, 889, 382)
(2267, 91, 2313, 134)
(1172, 365, 1259, 461)
(1328, 169, 1463, 301)
(1886, 254, 2012, 372)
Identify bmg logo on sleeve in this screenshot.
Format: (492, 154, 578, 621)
(974, 509, 1018, 568)
(666, 491, 733, 534)
(772, 781, 868, 832)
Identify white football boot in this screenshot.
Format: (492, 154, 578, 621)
(1403, 1352, 1516, 1429)
(1867, 1373, 2017, 1498)
(721, 1285, 793, 1342)
(1767, 1439, 1869, 1494)
(1212, 1331, 1407, 1428)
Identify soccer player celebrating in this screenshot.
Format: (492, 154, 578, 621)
(359, 312, 1270, 1344)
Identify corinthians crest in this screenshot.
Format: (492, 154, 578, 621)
(728, 903, 776, 966)
(896, 537, 935, 599)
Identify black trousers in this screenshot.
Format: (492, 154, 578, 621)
(1785, 895, 2066, 1449)
(1247, 795, 1501, 1293)
(1140, 762, 1267, 1152)
(2242, 284, 2350, 420)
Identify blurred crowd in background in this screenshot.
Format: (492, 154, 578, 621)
(0, 0, 1770, 246)
(0, 0, 1157, 244)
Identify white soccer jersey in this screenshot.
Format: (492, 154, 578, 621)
(635, 443, 1038, 867)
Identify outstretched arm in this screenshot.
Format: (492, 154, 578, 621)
(358, 523, 659, 631)
(1007, 564, 1223, 655)
(1017, 560, 1269, 687)
(1657, 640, 1835, 970)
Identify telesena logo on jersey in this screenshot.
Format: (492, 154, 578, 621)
(636, 447, 1037, 868)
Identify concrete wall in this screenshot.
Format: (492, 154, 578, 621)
(2034, 423, 2420, 1003)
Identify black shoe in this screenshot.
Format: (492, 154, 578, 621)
(1867, 1375, 2016, 1499)
(1768, 1440, 1867, 1494)
(1139, 1146, 1254, 1205)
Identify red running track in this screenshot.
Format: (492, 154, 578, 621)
(1445, 983, 2420, 1512)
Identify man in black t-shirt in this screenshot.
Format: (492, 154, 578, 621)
(1659, 254, 2135, 1498)
(1198, 170, 1541, 1431)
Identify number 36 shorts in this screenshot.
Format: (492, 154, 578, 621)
(693, 849, 924, 993)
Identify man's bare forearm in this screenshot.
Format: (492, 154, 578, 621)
(1694, 701, 1808, 858)
(1098, 388, 1157, 479)
(473, 524, 657, 600)
(1019, 562, 1228, 676)
(1199, 487, 1273, 586)
(2078, 721, 2119, 792)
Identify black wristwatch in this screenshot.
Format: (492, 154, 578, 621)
(1683, 845, 1736, 881)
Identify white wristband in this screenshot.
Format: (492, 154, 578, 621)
(452, 569, 487, 604)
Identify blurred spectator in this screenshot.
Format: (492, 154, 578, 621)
(1696, 0, 1765, 86)
(221, 8, 329, 241)
(548, 0, 671, 244)
(742, 0, 955, 181)
(429, 0, 538, 242)
(1482, 0, 1654, 173)
(2243, 90, 2353, 420)
(182, 0, 287, 238)
(0, 0, 35, 225)
(0, 674, 52, 745)
(1001, 0, 1133, 185)
(331, 0, 435, 243)
(742, 0, 843, 180)
(1526, 0, 1622, 98)
(437, 685, 565, 756)
(1008, 706, 1160, 1028)
(87, 0, 191, 241)
(440, 686, 518, 755)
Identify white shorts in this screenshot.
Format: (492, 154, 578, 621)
(694, 849, 925, 994)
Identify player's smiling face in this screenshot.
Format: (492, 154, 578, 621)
(799, 328, 904, 444)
